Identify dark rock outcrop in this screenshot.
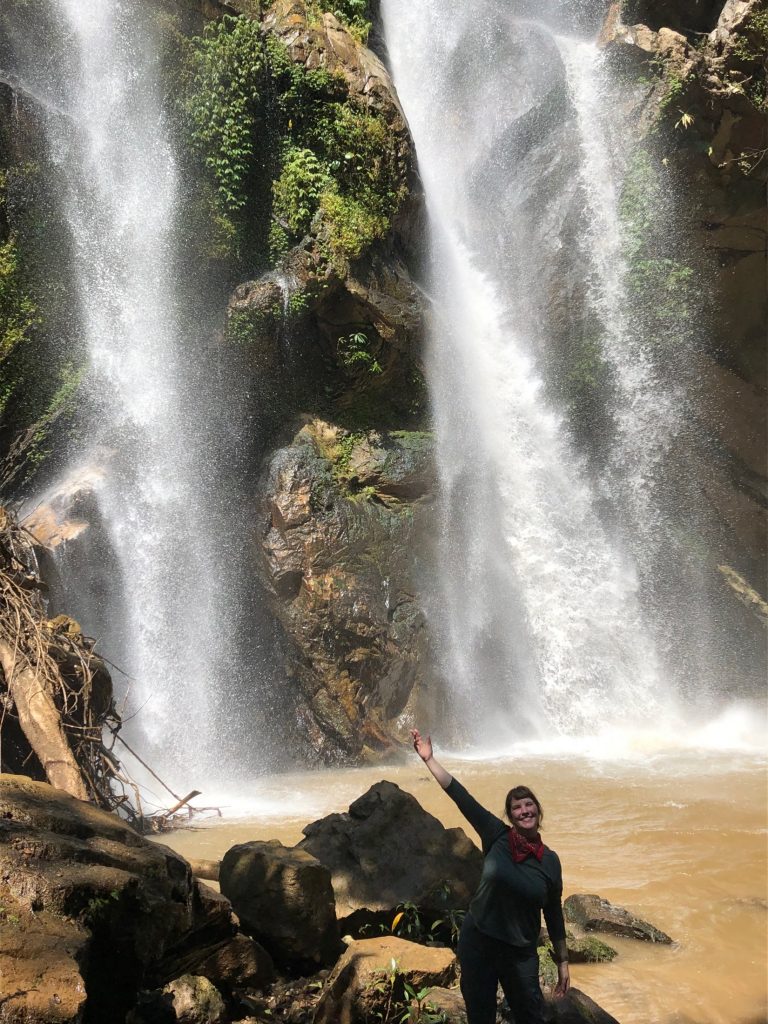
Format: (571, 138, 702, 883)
(0, 775, 234, 1023)
(195, 933, 275, 994)
(219, 839, 340, 972)
(564, 893, 674, 944)
(542, 989, 622, 1024)
(298, 780, 483, 918)
(255, 421, 436, 762)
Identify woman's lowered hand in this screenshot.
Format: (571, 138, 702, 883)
(554, 961, 570, 997)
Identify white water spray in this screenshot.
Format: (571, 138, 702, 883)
(37, 0, 233, 786)
(382, 3, 665, 743)
(557, 38, 684, 544)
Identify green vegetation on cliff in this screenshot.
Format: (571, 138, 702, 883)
(0, 177, 39, 378)
(619, 148, 697, 337)
(181, 9, 406, 273)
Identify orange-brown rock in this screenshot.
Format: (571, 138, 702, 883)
(313, 935, 458, 1024)
(0, 775, 234, 1022)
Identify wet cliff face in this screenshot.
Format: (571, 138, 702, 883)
(0, 0, 764, 765)
(599, 0, 766, 655)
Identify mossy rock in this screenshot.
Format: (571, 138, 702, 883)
(566, 933, 618, 964)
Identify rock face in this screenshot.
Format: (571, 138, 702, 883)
(219, 839, 340, 971)
(543, 989, 621, 1024)
(564, 893, 674, 944)
(162, 975, 226, 1024)
(313, 935, 458, 1024)
(195, 933, 275, 994)
(0, 775, 233, 1023)
(596, 0, 767, 684)
(256, 421, 436, 762)
(298, 780, 483, 917)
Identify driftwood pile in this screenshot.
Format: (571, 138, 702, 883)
(0, 505, 200, 831)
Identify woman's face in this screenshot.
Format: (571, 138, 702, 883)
(509, 796, 540, 838)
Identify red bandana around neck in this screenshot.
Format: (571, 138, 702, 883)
(508, 827, 545, 863)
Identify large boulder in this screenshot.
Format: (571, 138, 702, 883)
(0, 775, 234, 1023)
(256, 422, 436, 763)
(219, 839, 340, 972)
(564, 893, 673, 944)
(313, 935, 458, 1024)
(543, 989, 621, 1024)
(298, 780, 483, 918)
(195, 933, 275, 994)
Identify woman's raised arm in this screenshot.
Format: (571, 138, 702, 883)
(411, 729, 453, 789)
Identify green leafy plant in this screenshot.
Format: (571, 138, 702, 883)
(273, 147, 330, 234)
(337, 330, 382, 375)
(83, 889, 121, 925)
(399, 982, 448, 1024)
(185, 15, 265, 213)
(390, 901, 426, 941)
(367, 958, 448, 1024)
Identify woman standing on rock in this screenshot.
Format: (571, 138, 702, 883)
(411, 729, 569, 1024)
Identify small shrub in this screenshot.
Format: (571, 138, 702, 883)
(273, 147, 330, 234)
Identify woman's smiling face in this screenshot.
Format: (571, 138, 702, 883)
(508, 795, 540, 837)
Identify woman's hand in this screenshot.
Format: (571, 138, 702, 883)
(410, 728, 433, 762)
(410, 729, 452, 788)
(554, 962, 570, 997)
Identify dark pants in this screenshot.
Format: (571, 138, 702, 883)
(457, 914, 545, 1024)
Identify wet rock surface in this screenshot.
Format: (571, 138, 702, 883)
(542, 988, 622, 1024)
(256, 420, 436, 762)
(0, 775, 234, 1023)
(299, 780, 483, 918)
(564, 893, 674, 944)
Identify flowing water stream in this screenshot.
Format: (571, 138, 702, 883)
(379, 1, 759, 744)
(15, 0, 268, 789)
(381, 2, 670, 743)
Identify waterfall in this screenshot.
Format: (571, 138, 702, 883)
(381, 2, 668, 744)
(24, 0, 257, 788)
(557, 38, 685, 558)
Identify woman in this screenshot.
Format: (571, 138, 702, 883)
(411, 729, 569, 1024)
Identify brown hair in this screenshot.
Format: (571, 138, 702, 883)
(505, 786, 544, 827)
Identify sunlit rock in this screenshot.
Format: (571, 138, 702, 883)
(312, 935, 457, 1024)
(564, 893, 673, 944)
(255, 420, 435, 762)
(0, 775, 234, 1022)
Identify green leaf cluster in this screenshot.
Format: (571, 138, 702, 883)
(185, 15, 265, 214)
(337, 330, 382, 375)
(267, 35, 405, 262)
(182, 14, 405, 272)
(273, 147, 330, 234)
(0, 235, 39, 372)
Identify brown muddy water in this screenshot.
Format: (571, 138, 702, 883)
(162, 750, 767, 1024)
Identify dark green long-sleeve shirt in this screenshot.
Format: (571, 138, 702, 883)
(446, 777, 567, 952)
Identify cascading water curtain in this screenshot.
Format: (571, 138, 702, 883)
(27, 0, 250, 789)
(381, 1, 678, 745)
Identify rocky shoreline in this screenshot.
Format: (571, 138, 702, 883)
(0, 774, 678, 1024)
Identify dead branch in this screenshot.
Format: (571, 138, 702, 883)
(0, 505, 217, 832)
(0, 639, 88, 800)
